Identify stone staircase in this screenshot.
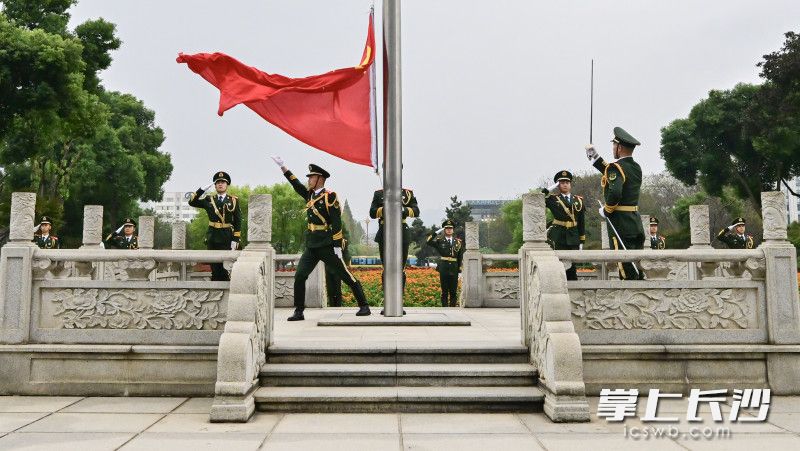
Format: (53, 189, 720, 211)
(254, 342, 544, 413)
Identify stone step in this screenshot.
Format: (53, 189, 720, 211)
(254, 386, 545, 413)
(266, 342, 529, 364)
(259, 363, 538, 387)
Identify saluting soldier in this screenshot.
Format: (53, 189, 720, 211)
(717, 217, 755, 249)
(188, 171, 242, 281)
(648, 216, 666, 250)
(105, 218, 139, 250)
(271, 156, 371, 320)
(426, 220, 465, 307)
(541, 170, 585, 280)
(32, 216, 61, 249)
(585, 127, 645, 280)
(369, 187, 419, 314)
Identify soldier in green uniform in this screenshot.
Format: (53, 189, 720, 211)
(32, 216, 61, 249)
(188, 171, 242, 281)
(648, 216, 666, 250)
(426, 220, 465, 307)
(585, 127, 645, 280)
(104, 218, 139, 250)
(541, 170, 585, 280)
(717, 217, 755, 249)
(271, 156, 371, 320)
(369, 187, 419, 314)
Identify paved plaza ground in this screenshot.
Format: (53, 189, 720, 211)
(1, 308, 798, 450)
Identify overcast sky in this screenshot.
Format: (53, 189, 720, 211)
(69, 0, 800, 225)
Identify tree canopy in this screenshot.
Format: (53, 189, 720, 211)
(0, 1, 172, 247)
(660, 31, 800, 214)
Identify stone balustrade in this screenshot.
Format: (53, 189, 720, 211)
(518, 190, 800, 423)
(0, 192, 275, 424)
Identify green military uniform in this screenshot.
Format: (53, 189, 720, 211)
(104, 217, 139, 250)
(592, 127, 644, 280)
(325, 237, 351, 307)
(426, 220, 465, 307)
(188, 171, 241, 281)
(541, 170, 585, 280)
(717, 217, 755, 249)
(369, 188, 420, 292)
(284, 164, 370, 320)
(648, 216, 666, 250)
(32, 216, 61, 249)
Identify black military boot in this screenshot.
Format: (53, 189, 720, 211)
(352, 283, 371, 316)
(287, 308, 304, 321)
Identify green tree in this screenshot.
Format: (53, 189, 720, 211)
(341, 200, 365, 246)
(501, 198, 523, 253)
(0, 1, 172, 247)
(408, 217, 436, 266)
(660, 31, 800, 214)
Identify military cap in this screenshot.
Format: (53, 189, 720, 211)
(122, 217, 137, 227)
(306, 164, 330, 179)
(611, 126, 640, 148)
(442, 219, 455, 229)
(39, 215, 53, 225)
(554, 170, 573, 182)
(649, 216, 659, 226)
(213, 171, 231, 184)
(732, 217, 745, 226)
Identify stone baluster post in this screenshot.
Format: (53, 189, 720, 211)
(171, 222, 187, 250)
(79, 205, 104, 279)
(641, 216, 651, 249)
(462, 221, 483, 307)
(245, 194, 272, 251)
(81, 206, 104, 248)
(171, 221, 188, 281)
(519, 192, 548, 346)
(138, 216, 155, 250)
(688, 205, 714, 280)
(0, 192, 38, 343)
(759, 191, 800, 393)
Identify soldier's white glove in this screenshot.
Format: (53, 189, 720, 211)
(598, 207, 605, 218)
(230, 242, 238, 251)
(203, 183, 213, 192)
(727, 224, 735, 231)
(585, 144, 599, 162)
(547, 182, 559, 191)
(33, 223, 41, 233)
(436, 228, 445, 235)
(271, 155, 285, 167)
(579, 243, 584, 250)
(334, 247, 343, 259)
(115, 224, 125, 234)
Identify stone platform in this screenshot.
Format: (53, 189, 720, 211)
(316, 310, 472, 326)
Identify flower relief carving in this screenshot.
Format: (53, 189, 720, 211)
(572, 288, 751, 330)
(490, 276, 519, 299)
(49, 288, 224, 329)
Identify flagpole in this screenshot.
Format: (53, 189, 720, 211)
(382, 0, 403, 317)
(369, 5, 379, 175)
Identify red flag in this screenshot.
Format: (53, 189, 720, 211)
(177, 11, 376, 167)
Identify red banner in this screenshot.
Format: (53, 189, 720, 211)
(177, 12, 376, 167)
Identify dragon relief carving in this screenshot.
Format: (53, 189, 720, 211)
(48, 288, 225, 330)
(572, 288, 752, 330)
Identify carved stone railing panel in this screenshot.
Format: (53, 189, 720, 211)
(39, 287, 225, 330)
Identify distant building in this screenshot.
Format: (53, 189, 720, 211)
(140, 191, 198, 223)
(465, 200, 509, 221)
(780, 177, 800, 224)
